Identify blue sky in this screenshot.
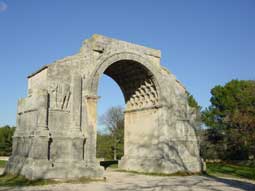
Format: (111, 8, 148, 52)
(0, 0, 254, 126)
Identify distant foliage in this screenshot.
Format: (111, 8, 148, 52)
(202, 80, 255, 160)
(97, 106, 124, 160)
(97, 132, 115, 160)
(0, 125, 15, 156)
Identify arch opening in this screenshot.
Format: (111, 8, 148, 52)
(96, 59, 161, 170)
(96, 74, 125, 162)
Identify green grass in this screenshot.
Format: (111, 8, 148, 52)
(108, 163, 118, 169)
(206, 162, 255, 180)
(0, 160, 7, 168)
(0, 174, 59, 187)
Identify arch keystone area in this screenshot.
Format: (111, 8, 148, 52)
(5, 34, 202, 180)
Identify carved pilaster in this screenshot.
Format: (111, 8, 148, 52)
(71, 74, 82, 134)
(35, 89, 49, 136)
(84, 96, 99, 164)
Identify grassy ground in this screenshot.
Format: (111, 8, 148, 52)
(0, 160, 6, 168)
(206, 162, 255, 180)
(0, 174, 59, 187)
(108, 163, 118, 169)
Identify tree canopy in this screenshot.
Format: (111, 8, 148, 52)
(202, 80, 255, 160)
(187, 91, 201, 112)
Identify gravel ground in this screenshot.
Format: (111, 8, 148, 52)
(0, 169, 254, 191)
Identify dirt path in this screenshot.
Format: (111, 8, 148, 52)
(0, 169, 255, 191)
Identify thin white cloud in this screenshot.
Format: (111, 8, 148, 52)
(0, 1, 7, 13)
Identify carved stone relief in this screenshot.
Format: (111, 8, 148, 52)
(49, 83, 71, 110)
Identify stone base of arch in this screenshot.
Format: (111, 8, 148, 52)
(119, 153, 202, 174)
(5, 136, 104, 180)
(19, 160, 103, 180)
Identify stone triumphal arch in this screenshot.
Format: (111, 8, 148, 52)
(6, 35, 202, 179)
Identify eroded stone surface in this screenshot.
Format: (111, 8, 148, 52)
(5, 34, 202, 180)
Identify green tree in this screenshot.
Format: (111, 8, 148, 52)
(186, 91, 203, 127)
(97, 106, 124, 160)
(202, 80, 255, 160)
(97, 132, 114, 160)
(186, 92, 207, 159)
(0, 125, 15, 156)
(187, 92, 201, 112)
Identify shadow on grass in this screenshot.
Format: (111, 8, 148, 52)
(206, 162, 255, 180)
(204, 173, 255, 191)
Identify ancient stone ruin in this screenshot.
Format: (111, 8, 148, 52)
(5, 35, 202, 179)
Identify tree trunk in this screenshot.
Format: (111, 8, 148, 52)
(113, 138, 117, 160)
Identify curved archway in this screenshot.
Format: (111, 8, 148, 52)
(88, 52, 162, 101)
(90, 55, 163, 171)
(102, 59, 160, 111)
